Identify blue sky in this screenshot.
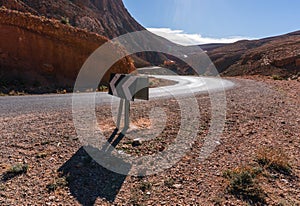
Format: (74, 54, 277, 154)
(123, 0, 300, 45)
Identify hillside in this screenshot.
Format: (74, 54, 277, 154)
(207, 31, 300, 78)
(0, 8, 134, 94)
(1, 0, 299, 87)
(0, 0, 170, 68)
(167, 31, 300, 78)
(0, 0, 144, 38)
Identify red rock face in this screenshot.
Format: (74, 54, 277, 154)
(0, 9, 135, 93)
(0, 0, 170, 68)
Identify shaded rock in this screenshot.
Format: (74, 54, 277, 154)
(0, 8, 135, 93)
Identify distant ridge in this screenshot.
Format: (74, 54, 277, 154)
(205, 31, 300, 77)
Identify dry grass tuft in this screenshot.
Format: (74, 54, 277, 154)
(1, 163, 28, 181)
(256, 147, 292, 175)
(223, 166, 266, 204)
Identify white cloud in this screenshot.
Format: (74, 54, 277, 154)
(147, 27, 251, 45)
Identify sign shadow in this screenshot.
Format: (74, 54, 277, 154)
(58, 128, 131, 206)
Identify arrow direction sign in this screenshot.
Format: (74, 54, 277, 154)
(108, 74, 149, 101)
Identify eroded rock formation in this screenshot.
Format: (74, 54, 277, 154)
(0, 0, 171, 68)
(0, 8, 134, 93)
(0, 0, 145, 38)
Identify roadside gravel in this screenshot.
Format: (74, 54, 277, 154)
(0, 76, 299, 205)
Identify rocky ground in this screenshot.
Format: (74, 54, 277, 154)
(0, 76, 299, 205)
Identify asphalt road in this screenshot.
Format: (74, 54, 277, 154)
(0, 71, 234, 117)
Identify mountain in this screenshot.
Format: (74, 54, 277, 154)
(206, 31, 300, 78)
(1, 0, 299, 88)
(0, 0, 170, 67)
(0, 0, 144, 38)
(199, 43, 229, 52)
(167, 31, 300, 78)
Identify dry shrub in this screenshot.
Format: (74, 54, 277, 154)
(223, 166, 266, 204)
(256, 147, 292, 175)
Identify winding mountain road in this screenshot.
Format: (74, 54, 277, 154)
(0, 70, 234, 117)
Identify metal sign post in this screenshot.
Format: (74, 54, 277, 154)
(109, 73, 149, 132)
(115, 99, 130, 131)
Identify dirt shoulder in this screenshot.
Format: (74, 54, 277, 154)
(0, 77, 299, 205)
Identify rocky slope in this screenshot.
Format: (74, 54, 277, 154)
(207, 31, 300, 78)
(166, 32, 300, 78)
(0, 0, 170, 68)
(0, 8, 134, 93)
(0, 0, 144, 38)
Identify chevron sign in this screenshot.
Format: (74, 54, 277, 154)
(108, 74, 149, 101)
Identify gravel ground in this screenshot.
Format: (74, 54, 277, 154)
(0, 76, 299, 205)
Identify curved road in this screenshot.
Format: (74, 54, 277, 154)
(0, 70, 234, 117)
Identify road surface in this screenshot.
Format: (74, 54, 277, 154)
(0, 70, 234, 117)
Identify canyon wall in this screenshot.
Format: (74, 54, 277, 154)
(0, 8, 134, 93)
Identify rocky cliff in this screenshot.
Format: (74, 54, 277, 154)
(0, 8, 134, 93)
(0, 0, 170, 68)
(0, 0, 145, 38)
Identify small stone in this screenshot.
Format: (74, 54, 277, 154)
(49, 196, 55, 200)
(146, 191, 151, 195)
(117, 150, 125, 155)
(132, 138, 142, 147)
(173, 184, 182, 189)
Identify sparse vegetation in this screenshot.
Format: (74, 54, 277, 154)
(211, 197, 224, 206)
(164, 178, 175, 188)
(56, 89, 67, 94)
(8, 163, 28, 175)
(129, 189, 142, 206)
(2, 163, 29, 181)
(46, 176, 68, 192)
(0, 183, 6, 191)
(272, 75, 284, 80)
(223, 147, 295, 204)
(60, 16, 70, 25)
(98, 85, 108, 92)
(36, 152, 47, 159)
(223, 166, 266, 204)
(139, 181, 152, 192)
(256, 147, 292, 175)
(8, 90, 26, 96)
